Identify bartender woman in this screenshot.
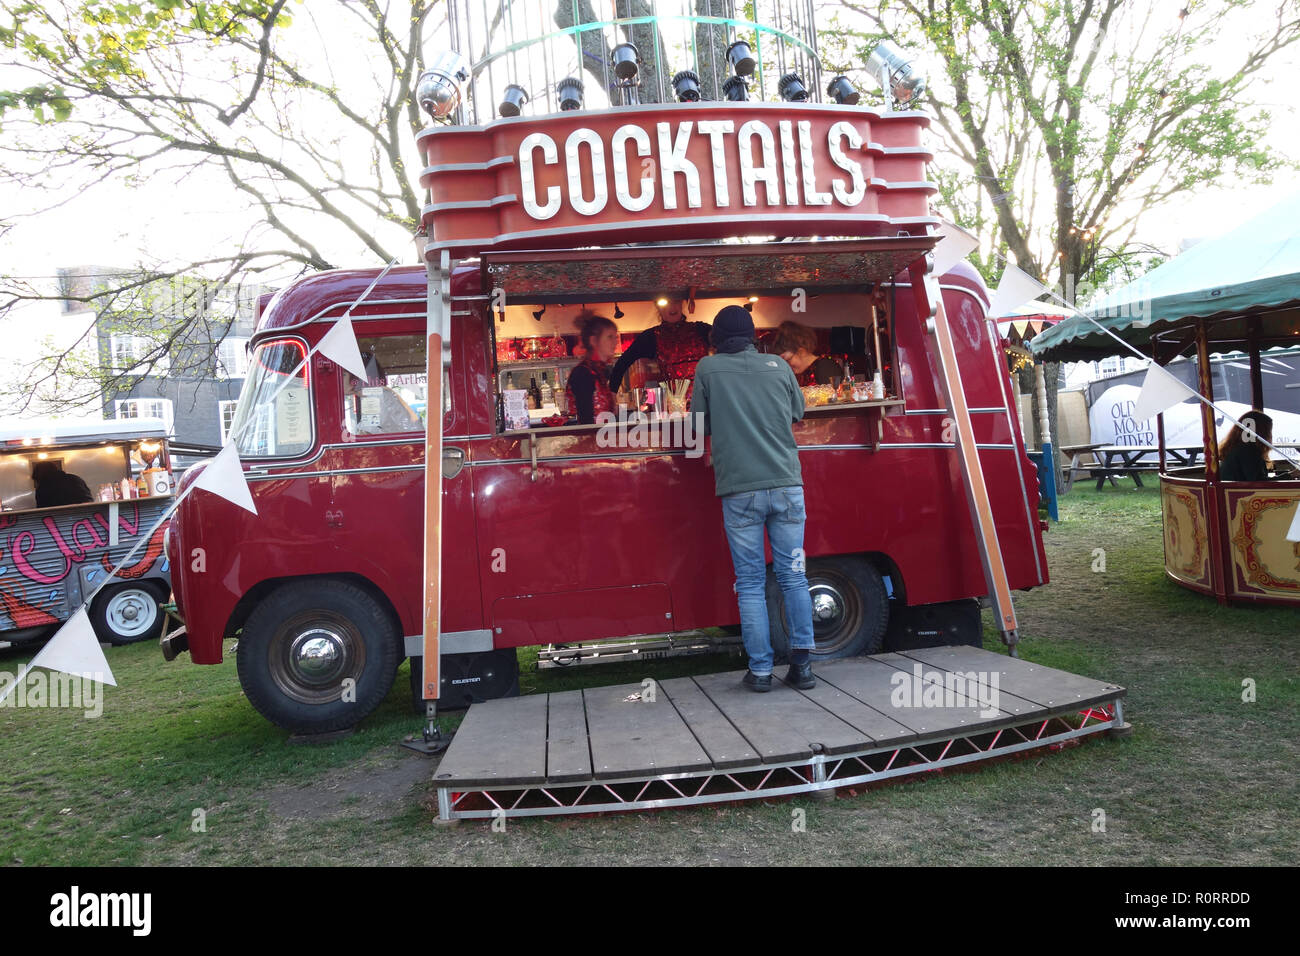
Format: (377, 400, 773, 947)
(567, 311, 620, 424)
(770, 321, 845, 385)
(608, 297, 712, 393)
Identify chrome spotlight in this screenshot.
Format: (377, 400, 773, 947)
(416, 49, 470, 121)
(867, 41, 926, 110)
(726, 40, 756, 77)
(612, 42, 639, 80)
(499, 84, 529, 117)
(556, 76, 584, 111)
(778, 72, 808, 102)
(722, 76, 749, 102)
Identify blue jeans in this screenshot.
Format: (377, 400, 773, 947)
(720, 486, 815, 676)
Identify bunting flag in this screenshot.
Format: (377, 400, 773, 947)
(315, 311, 369, 381)
(987, 264, 1050, 318)
(1131, 363, 1197, 422)
(932, 220, 980, 276)
(192, 442, 258, 515)
(0, 607, 116, 704)
(1288, 503, 1300, 543)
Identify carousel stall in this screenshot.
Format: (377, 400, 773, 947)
(1031, 193, 1300, 606)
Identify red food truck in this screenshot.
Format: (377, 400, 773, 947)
(161, 18, 1048, 735)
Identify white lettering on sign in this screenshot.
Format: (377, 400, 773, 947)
(565, 127, 607, 216)
(798, 120, 833, 206)
(738, 120, 779, 206)
(657, 121, 702, 210)
(611, 124, 655, 212)
(696, 119, 734, 207)
(828, 121, 867, 205)
(520, 131, 561, 219)
(514, 119, 868, 220)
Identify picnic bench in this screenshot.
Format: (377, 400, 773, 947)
(1060, 443, 1204, 491)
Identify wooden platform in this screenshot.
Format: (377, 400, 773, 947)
(431, 645, 1127, 819)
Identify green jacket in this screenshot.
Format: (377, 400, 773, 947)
(693, 345, 805, 497)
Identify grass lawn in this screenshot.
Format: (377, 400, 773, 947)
(2, 483, 1296, 865)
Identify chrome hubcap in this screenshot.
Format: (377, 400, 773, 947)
(810, 584, 845, 630)
(106, 589, 157, 637)
(289, 629, 347, 685)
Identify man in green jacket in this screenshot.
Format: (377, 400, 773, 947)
(692, 305, 816, 692)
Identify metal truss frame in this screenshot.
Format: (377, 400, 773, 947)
(434, 697, 1127, 821)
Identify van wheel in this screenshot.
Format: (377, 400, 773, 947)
(768, 556, 889, 663)
(91, 582, 166, 646)
(236, 580, 399, 734)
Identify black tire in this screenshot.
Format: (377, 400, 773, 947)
(235, 579, 399, 734)
(768, 555, 889, 663)
(90, 581, 167, 646)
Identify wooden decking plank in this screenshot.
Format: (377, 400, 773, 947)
(897, 645, 1126, 712)
(545, 689, 593, 783)
(658, 677, 760, 769)
(813, 655, 1034, 738)
(432, 693, 549, 788)
(583, 681, 712, 779)
(692, 670, 865, 762)
(777, 671, 918, 749)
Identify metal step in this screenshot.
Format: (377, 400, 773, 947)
(536, 630, 743, 668)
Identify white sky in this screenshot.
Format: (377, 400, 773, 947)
(1, 1, 1297, 288)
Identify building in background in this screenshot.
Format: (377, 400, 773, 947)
(56, 267, 271, 448)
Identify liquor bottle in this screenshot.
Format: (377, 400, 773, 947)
(539, 372, 553, 407)
(528, 376, 542, 410)
(505, 372, 515, 390)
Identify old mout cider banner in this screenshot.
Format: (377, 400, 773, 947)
(418, 103, 936, 256)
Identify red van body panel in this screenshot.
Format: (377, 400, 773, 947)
(166, 262, 1048, 666)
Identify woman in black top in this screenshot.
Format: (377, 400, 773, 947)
(1218, 410, 1272, 481)
(607, 298, 712, 391)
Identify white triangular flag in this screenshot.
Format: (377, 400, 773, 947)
(932, 220, 980, 276)
(316, 312, 369, 381)
(0, 607, 116, 704)
(193, 442, 258, 515)
(1131, 363, 1197, 422)
(987, 264, 1049, 318)
(1287, 502, 1300, 543)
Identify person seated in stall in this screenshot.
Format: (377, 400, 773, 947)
(769, 321, 845, 385)
(31, 460, 94, 508)
(343, 351, 423, 435)
(1218, 410, 1273, 481)
(608, 297, 712, 394)
(567, 311, 619, 425)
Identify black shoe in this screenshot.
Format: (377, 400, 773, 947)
(784, 660, 815, 690)
(741, 670, 772, 693)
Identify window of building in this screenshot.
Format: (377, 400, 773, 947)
(109, 333, 170, 375)
(1099, 356, 1120, 376)
(115, 397, 174, 435)
(218, 400, 239, 444)
(217, 336, 251, 379)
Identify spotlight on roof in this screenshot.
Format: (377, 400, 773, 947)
(722, 76, 749, 102)
(612, 42, 639, 80)
(614, 303, 625, 319)
(867, 40, 926, 110)
(416, 49, 470, 121)
(778, 73, 809, 102)
(826, 75, 860, 106)
(655, 297, 669, 307)
(532, 306, 546, 321)
(499, 83, 529, 117)
(556, 76, 584, 111)
(726, 39, 756, 77)
(672, 70, 702, 102)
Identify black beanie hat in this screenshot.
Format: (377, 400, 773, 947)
(712, 304, 754, 352)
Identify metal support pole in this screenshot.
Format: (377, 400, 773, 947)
(1034, 361, 1057, 521)
(911, 262, 1020, 652)
(411, 248, 453, 753)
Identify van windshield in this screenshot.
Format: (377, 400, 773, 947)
(228, 338, 313, 457)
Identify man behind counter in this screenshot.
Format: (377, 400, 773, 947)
(693, 304, 817, 693)
(31, 460, 94, 508)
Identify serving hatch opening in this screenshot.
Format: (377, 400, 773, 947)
(480, 236, 939, 304)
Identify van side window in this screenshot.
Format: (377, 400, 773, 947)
(343, 334, 428, 437)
